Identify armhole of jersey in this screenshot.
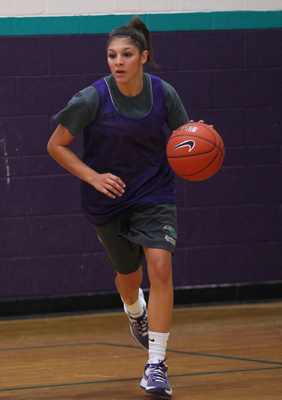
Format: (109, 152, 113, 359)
(145, 74, 153, 117)
(104, 78, 119, 114)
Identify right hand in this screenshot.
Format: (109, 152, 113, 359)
(48, 125, 126, 199)
(90, 172, 126, 199)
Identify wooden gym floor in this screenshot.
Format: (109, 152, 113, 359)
(0, 301, 281, 399)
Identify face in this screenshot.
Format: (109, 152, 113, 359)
(107, 37, 148, 89)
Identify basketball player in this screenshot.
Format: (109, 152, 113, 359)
(48, 16, 189, 398)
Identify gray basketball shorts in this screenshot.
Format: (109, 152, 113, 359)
(92, 203, 177, 275)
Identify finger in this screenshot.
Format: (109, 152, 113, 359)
(109, 179, 125, 195)
(104, 185, 122, 199)
(99, 186, 116, 198)
(106, 191, 116, 199)
(108, 187, 123, 197)
(102, 180, 125, 198)
(109, 174, 126, 189)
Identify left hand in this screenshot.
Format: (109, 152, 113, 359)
(190, 119, 214, 128)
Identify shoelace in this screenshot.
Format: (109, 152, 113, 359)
(130, 311, 148, 335)
(149, 359, 168, 383)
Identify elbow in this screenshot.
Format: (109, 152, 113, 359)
(47, 138, 55, 157)
(47, 139, 52, 156)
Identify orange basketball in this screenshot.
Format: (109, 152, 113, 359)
(166, 122, 225, 181)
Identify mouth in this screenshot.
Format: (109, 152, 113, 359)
(115, 70, 125, 76)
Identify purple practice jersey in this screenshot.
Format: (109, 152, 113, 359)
(81, 74, 176, 226)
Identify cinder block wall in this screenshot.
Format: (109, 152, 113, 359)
(0, 9, 281, 303)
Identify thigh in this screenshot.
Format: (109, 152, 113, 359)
(122, 203, 178, 254)
(93, 217, 145, 275)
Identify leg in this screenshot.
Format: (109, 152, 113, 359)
(115, 265, 143, 305)
(115, 266, 149, 350)
(92, 216, 148, 348)
(144, 247, 173, 333)
(140, 247, 173, 398)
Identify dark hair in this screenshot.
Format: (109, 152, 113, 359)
(107, 15, 158, 67)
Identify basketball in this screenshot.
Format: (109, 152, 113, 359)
(166, 122, 225, 181)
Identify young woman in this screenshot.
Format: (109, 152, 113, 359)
(48, 16, 189, 398)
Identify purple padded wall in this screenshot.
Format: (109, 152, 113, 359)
(1, 30, 281, 300)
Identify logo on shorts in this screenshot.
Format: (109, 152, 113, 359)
(163, 225, 177, 239)
(163, 225, 177, 247)
(165, 235, 176, 246)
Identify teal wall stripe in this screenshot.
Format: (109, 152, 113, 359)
(212, 10, 282, 30)
(0, 16, 14, 35)
(0, 11, 281, 36)
(145, 12, 213, 31)
(80, 14, 135, 34)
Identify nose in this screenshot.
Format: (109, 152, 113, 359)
(115, 54, 123, 65)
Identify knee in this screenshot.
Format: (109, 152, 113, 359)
(148, 259, 172, 286)
(115, 267, 143, 291)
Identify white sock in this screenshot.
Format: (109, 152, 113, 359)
(123, 288, 146, 316)
(148, 331, 170, 363)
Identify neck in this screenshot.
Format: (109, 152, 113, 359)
(116, 74, 144, 97)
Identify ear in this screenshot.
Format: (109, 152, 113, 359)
(141, 50, 148, 64)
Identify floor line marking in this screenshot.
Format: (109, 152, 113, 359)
(1, 366, 281, 392)
(1, 341, 281, 366)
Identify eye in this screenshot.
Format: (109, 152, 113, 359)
(124, 52, 132, 57)
(108, 54, 116, 59)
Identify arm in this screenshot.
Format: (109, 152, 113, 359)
(47, 124, 126, 199)
(162, 80, 189, 131)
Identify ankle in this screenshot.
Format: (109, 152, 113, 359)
(123, 288, 146, 316)
(148, 331, 170, 362)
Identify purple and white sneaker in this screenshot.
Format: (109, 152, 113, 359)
(127, 308, 148, 349)
(125, 289, 148, 349)
(140, 358, 172, 398)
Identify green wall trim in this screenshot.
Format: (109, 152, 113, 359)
(0, 11, 281, 36)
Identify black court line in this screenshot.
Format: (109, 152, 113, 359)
(96, 342, 282, 366)
(1, 341, 282, 367)
(0, 342, 140, 353)
(168, 348, 282, 366)
(0, 366, 281, 392)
